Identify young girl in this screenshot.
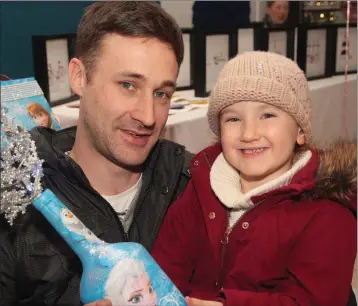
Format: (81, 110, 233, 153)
(151, 51, 357, 306)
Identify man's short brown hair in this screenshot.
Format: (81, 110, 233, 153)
(75, 1, 184, 80)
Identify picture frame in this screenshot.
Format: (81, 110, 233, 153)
(297, 25, 332, 80)
(265, 28, 296, 61)
(32, 34, 78, 106)
(330, 25, 357, 75)
(176, 28, 194, 91)
(193, 30, 237, 97)
(237, 23, 265, 55)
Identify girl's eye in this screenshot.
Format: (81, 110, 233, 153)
(149, 285, 153, 293)
(154, 91, 169, 99)
(130, 295, 143, 304)
(120, 82, 135, 90)
(262, 113, 275, 119)
(226, 117, 240, 122)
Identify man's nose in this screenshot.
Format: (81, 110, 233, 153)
(131, 94, 156, 128)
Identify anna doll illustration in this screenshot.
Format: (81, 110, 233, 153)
(26, 102, 54, 129)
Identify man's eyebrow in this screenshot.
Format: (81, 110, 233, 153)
(160, 80, 176, 89)
(115, 71, 146, 80)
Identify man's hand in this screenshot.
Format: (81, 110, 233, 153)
(84, 299, 112, 306)
(185, 297, 223, 306)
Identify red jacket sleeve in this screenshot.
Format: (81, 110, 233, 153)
(151, 181, 204, 296)
(217, 201, 357, 306)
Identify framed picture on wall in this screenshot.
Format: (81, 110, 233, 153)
(297, 25, 332, 80)
(32, 34, 77, 106)
(269, 31, 287, 57)
(238, 28, 254, 53)
(237, 23, 265, 55)
(176, 28, 194, 90)
(206, 34, 229, 93)
(193, 30, 237, 97)
(259, 27, 295, 60)
(333, 25, 357, 75)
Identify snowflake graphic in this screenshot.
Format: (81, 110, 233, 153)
(11, 103, 26, 116)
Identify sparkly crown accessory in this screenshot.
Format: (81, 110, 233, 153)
(0, 107, 44, 225)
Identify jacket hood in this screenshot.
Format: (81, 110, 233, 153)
(307, 140, 357, 212)
(190, 140, 357, 213)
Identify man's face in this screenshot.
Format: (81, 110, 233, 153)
(73, 34, 178, 169)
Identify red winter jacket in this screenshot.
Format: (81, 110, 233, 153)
(152, 142, 357, 306)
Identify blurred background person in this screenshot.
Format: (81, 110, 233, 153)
(263, 1, 290, 28)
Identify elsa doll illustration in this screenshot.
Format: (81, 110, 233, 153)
(105, 258, 158, 306)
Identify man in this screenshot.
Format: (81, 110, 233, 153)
(0, 2, 192, 305)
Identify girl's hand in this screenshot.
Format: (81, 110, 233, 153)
(185, 296, 223, 306)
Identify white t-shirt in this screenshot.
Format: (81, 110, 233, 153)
(102, 174, 143, 232)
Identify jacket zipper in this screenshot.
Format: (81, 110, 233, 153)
(203, 153, 212, 170)
(127, 183, 153, 238)
(202, 152, 271, 288)
(67, 156, 128, 241)
(219, 196, 270, 289)
(127, 145, 163, 237)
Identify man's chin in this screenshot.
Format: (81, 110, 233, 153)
(110, 150, 151, 171)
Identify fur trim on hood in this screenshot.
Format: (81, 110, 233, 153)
(308, 140, 357, 211)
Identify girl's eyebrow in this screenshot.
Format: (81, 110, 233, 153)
(221, 109, 236, 116)
(256, 104, 278, 111)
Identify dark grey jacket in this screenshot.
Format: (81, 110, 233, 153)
(0, 126, 193, 306)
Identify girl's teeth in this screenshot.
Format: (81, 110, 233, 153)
(243, 148, 264, 153)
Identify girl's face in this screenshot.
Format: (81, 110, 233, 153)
(127, 273, 157, 306)
(32, 112, 49, 127)
(220, 102, 305, 192)
(268, 1, 289, 25)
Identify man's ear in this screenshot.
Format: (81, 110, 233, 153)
(68, 58, 87, 97)
(296, 128, 305, 146)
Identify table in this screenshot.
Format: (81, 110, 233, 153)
(53, 74, 357, 153)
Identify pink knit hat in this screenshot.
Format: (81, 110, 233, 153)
(207, 51, 312, 143)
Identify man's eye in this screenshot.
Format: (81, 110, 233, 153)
(120, 82, 134, 90)
(154, 91, 169, 99)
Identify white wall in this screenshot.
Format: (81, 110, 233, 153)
(160, 0, 267, 28)
(160, 1, 194, 28)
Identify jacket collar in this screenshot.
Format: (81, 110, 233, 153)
(190, 141, 357, 213)
(190, 143, 318, 200)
